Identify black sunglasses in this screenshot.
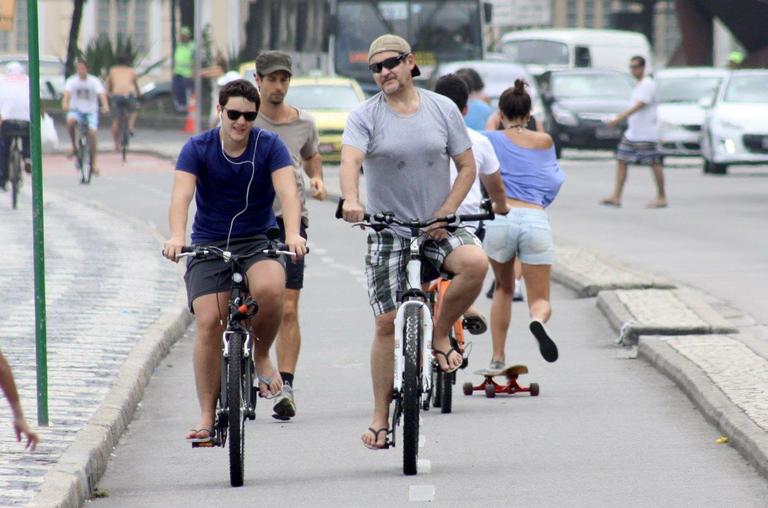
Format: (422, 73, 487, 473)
(368, 53, 407, 74)
(223, 107, 257, 122)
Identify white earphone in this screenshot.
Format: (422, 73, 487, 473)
(220, 126, 262, 249)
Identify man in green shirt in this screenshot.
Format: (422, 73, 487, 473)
(172, 26, 195, 113)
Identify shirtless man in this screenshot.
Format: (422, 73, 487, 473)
(106, 56, 141, 151)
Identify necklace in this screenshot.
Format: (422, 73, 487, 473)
(506, 123, 525, 132)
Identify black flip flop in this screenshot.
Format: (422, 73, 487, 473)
(529, 320, 559, 363)
(434, 347, 463, 373)
(364, 427, 391, 450)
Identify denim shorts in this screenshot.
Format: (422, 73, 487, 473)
(67, 111, 99, 131)
(482, 208, 554, 265)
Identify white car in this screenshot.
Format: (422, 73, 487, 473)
(656, 67, 728, 156)
(700, 70, 768, 174)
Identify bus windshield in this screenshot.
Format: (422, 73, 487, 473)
(334, 1, 483, 82)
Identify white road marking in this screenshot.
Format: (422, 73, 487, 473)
(409, 483, 435, 502)
(417, 459, 432, 474)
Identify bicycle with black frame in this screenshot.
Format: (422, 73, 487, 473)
(336, 198, 493, 475)
(3, 120, 30, 209)
(111, 95, 136, 162)
(173, 229, 303, 487)
(73, 113, 93, 184)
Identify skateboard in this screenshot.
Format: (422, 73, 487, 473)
(462, 364, 539, 398)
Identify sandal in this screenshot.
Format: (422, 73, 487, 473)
(257, 374, 283, 399)
(363, 427, 391, 450)
(434, 347, 463, 373)
(187, 427, 214, 444)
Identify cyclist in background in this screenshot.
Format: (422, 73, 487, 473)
(253, 50, 326, 421)
(0, 62, 31, 191)
(339, 35, 488, 450)
(62, 59, 109, 175)
(434, 73, 510, 332)
(162, 79, 306, 443)
(106, 55, 141, 152)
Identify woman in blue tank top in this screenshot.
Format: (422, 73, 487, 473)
(482, 80, 565, 368)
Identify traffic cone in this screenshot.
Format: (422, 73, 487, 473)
(183, 93, 196, 133)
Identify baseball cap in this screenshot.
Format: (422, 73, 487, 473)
(367, 34, 421, 77)
(255, 51, 293, 76)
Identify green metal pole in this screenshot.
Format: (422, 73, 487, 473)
(27, 0, 49, 426)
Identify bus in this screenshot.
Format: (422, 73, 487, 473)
(328, 0, 493, 94)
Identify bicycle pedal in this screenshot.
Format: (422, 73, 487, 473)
(191, 440, 216, 448)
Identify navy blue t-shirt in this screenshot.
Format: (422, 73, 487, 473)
(176, 127, 293, 244)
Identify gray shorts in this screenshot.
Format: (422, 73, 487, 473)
(183, 236, 285, 313)
(482, 209, 554, 265)
(365, 228, 481, 316)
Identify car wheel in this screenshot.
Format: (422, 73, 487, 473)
(703, 159, 728, 175)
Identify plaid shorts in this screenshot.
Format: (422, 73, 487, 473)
(616, 136, 663, 165)
(365, 228, 481, 316)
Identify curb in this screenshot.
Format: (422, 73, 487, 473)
(639, 336, 768, 478)
(26, 199, 192, 508)
(596, 288, 738, 344)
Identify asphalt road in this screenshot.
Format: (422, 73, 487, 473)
(36, 143, 768, 506)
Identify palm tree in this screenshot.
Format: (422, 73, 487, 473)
(65, 0, 87, 78)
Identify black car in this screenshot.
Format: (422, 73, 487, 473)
(538, 69, 634, 157)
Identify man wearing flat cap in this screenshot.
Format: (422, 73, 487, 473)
(339, 34, 488, 450)
(253, 50, 326, 422)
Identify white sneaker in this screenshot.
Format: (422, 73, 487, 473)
(513, 279, 525, 301)
(272, 384, 296, 421)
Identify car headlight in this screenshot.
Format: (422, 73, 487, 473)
(716, 118, 743, 131)
(551, 104, 578, 126)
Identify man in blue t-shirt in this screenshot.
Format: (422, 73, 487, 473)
(162, 79, 307, 443)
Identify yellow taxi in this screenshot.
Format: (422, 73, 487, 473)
(286, 76, 366, 163)
(239, 65, 365, 163)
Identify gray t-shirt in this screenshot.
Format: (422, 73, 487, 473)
(342, 89, 471, 233)
(254, 108, 319, 223)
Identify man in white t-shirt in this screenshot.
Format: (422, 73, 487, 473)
(602, 55, 667, 208)
(62, 59, 109, 175)
(0, 62, 31, 190)
(435, 73, 510, 334)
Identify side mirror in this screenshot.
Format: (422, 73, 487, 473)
(483, 2, 493, 24)
(698, 97, 713, 109)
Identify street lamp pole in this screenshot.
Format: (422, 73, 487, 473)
(193, 0, 203, 133)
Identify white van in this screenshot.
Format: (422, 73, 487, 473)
(497, 29, 652, 75)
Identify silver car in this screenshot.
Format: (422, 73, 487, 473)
(429, 59, 544, 126)
(700, 70, 768, 174)
(656, 67, 728, 156)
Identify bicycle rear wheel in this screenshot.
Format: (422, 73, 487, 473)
(402, 305, 422, 476)
(120, 115, 129, 162)
(227, 333, 245, 487)
(78, 137, 91, 184)
(9, 144, 21, 209)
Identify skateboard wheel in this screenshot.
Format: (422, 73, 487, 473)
(462, 382, 473, 396)
(529, 383, 540, 397)
(484, 383, 496, 398)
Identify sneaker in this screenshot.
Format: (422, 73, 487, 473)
(488, 360, 505, 372)
(529, 320, 558, 362)
(513, 279, 525, 301)
(272, 384, 296, 420)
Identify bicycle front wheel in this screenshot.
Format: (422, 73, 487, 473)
(227, 333, 245, 487)
(402, 304, 422, 475)
(9, 147, 21, 209)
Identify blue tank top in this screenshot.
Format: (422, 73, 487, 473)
(483, 131, 565, 208)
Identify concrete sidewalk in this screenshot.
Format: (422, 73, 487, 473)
(0, 186, 191, 507)
(11, 136, 765, 506)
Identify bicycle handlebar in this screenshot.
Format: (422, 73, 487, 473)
(173, 242, 308, 260)
(335, 198, 494, 228)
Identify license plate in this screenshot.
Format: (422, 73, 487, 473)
(762, 137, 768, 149)
(595, 127, 621, 139)
(319, 143, 335, 154)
